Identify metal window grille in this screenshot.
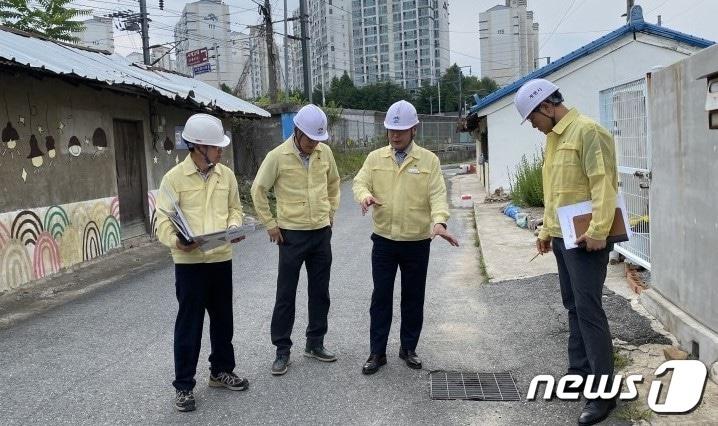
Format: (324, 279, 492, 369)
(599, 78, 651, 269)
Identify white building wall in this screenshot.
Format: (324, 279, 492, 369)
(77, 17, 114, 53)
(478, 35, 703, 193)
(126, 52, 144, 64)
(150, 47, 173, 70)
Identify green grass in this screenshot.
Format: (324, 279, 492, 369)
(508, 152, 544, 207)
(333, 150, 368, 180)
(471, 209, 489, 284)
(237, 176, 275, 219)
(613, 350, 632, 371)
(615, 401, 653, 422)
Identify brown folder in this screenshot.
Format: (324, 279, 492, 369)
(572, 208, 629, 244)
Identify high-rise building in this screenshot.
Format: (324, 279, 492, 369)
(173, 0, 245, 89)
(289, 9, 306, 94)
(77, 16, 114, 53)
(246, 26, 281, 99)
(351, 0, 450, 91)
(307, 0, 353, 97)
(479, 0, 539, 86)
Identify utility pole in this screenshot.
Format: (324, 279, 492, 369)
(283, 0, 290, 102)
(109, 8, 151, 65)
(139, 0, 150, 65)
(261, 0, 278, 103)
(214, 41, 221, 88)
(319, 44, 326, 106)
(458, 66, 472, 116)
(437, 76, 441, 114)
(299, 0, 311, 102)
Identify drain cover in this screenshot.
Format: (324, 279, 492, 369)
(430, 371, 521, 401)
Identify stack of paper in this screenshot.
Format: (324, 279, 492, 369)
(556, 194, 631, 250)
(159, 188, 254, 252)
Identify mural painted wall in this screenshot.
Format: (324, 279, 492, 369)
(0, 197, 121, 292)
(0, 73, 239, 291)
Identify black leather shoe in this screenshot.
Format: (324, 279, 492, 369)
(271, 355, 290, 376)
(304, 345, 337, 362)
(578, 398, 617, 425)
(362, 354, 387, 375)
(399, 348, 422, 369)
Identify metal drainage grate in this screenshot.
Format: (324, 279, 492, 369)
(430, 371, 521, 401)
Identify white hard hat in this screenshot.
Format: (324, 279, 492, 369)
(293, 104, 329, 141)
(514, 79, 560, 123)
(181, 113, 230, 147)
(384, 100, 419, 130)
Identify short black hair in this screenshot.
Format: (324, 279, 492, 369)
(545, 90, 564, 105)
(182, 137, 195, 152)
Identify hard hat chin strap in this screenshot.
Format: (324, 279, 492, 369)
(197, 145, 215, 171)
(187, 142, 215, 172)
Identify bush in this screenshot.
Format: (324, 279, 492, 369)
(508, 152, 544, 207)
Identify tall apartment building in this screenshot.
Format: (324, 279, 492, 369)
(173, 0, 244, 89)
(479, 0, 539, 86)
(351, 0, 450, 91)
(246, 26, 281, 99)
(77, 16, 114, 53)
(289, 9, 305, 93)
(307, 0, 353, 94)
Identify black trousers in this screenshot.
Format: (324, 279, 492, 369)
(369, 233, 431, 355)
(173, 261, 235, 391)
(271, 227, 332, 356)
(552, 238, 614, 383)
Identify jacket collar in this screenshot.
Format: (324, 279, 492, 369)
(181, 152, 223, 177)
(381, 141, 416, 158)
(280, 135, 323, 155)
(551, 108, 579, 136)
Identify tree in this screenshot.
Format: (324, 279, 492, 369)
(413, 65, 499, 114)
(0, 0, 90, 43)
(356, 81, 412, 111)
(327, 72, 358, 108)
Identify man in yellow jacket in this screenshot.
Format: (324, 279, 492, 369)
(353, 100, 459, 375)
(515, 79, 618, 426)
(155, 114, 248, 412)
(251, 104, 340, 376)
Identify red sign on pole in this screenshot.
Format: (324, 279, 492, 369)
(186, 48, 209, 67)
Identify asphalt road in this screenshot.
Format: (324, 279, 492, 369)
(0, 176, 647, 425)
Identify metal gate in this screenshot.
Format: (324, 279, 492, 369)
(599, 78, 651, 269)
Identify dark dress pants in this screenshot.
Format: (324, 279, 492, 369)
(369, 233, 431, 355)
(173, 260, 235, 391)
(552, 238, 614, 386)
(271, 227, 332, 356)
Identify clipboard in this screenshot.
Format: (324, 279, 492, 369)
(572, 208, 629, 244)
(557, 194, 632, 250)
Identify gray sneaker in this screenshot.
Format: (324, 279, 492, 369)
(304, 346, 337, 362)
(208, 371, 249, 391)
(174, 389, 196, 412)
(272, 354, 290, 376)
